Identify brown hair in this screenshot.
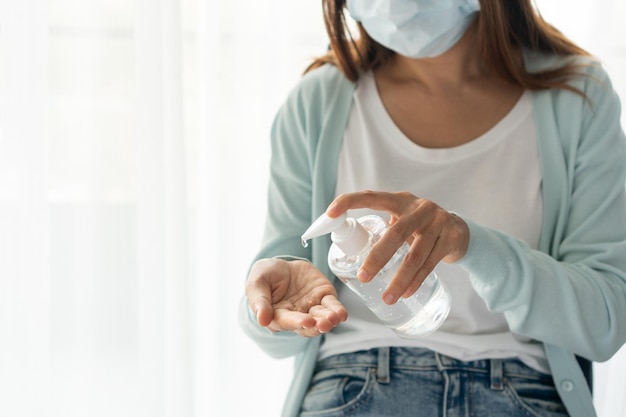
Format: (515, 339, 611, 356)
(306, 0, 592, 93)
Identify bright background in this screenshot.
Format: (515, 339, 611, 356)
(0, 1, 624, 416)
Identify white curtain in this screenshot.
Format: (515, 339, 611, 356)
(0, 1, 623, 416)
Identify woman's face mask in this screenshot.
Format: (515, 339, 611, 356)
(347, 0, 481, 59)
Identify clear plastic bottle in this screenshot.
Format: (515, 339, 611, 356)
(302, 213, 450, 338)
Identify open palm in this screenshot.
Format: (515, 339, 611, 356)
(246, 258, 347, 337)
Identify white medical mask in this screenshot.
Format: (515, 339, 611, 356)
(347, 0, 481, 58)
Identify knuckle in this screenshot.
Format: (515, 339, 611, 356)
(435, 208, 450, 224)
(447, 218, 465, 241)
(384, 225, 406, 244)
(335, 192, 350, 202)
(362, 189, 379, 201)
(421, 258, 438, 273)
(311, 288, 332, 303)
(403, 250, 423, 268)
(420, 199, 439, 213)
(396, 191, 414, 200)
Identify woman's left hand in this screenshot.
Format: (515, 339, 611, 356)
(326, 191, 469, 305)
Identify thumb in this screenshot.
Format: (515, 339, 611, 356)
(246, 279, 274, 327)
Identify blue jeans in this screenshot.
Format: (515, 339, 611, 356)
(299, 347, 568, 417)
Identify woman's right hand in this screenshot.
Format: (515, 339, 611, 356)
(245, 258, 348, 337)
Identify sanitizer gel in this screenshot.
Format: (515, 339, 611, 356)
(302, 213, 450, 338)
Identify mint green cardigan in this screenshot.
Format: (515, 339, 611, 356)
(239, 52, 626, 417)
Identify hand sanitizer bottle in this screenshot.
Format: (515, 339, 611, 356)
(302, 213, 450, 338)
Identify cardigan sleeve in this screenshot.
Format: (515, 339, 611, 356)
(238, 65, 348, 359)
(456, 62, 626, 362)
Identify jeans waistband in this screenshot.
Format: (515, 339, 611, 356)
(315, 347, 550, 387)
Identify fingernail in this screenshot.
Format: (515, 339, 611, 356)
(383, 293, 396, 305)
(357, 269, 370, 282)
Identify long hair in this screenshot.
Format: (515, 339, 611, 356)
(306, 0, 592, 93)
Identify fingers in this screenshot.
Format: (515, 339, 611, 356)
(270, 295, 347, 336)
(356, 199, 436, 284)
(325, 191, 469, 304)
(269, 308, 317, 332)
(357, 205, 430, 278)
(327, 191, 424, 286)
(326, 190, 409, 218)
(384, 213, 468, 302)
(384, 235, 445, 304)
(312, 295, 349, 329)
(378, 211, 440, 302)
(247, 281, 319, 332)
(300, 295, 348, 333)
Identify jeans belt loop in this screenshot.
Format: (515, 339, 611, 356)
(490, 358, 504, 391)
(377, 347, 391, 384)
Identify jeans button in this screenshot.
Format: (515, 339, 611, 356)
(561, 380, 575, 392)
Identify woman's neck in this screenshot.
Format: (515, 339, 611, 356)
(377, 20, 485, 95)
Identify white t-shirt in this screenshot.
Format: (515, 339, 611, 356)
(321, 70, 549, 373)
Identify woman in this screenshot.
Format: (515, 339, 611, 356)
(240, 0, 626, 416)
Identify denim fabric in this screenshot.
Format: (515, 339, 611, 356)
(299, 347, 568, 417)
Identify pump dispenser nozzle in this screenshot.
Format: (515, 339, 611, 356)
(301, 213, 370, 256)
